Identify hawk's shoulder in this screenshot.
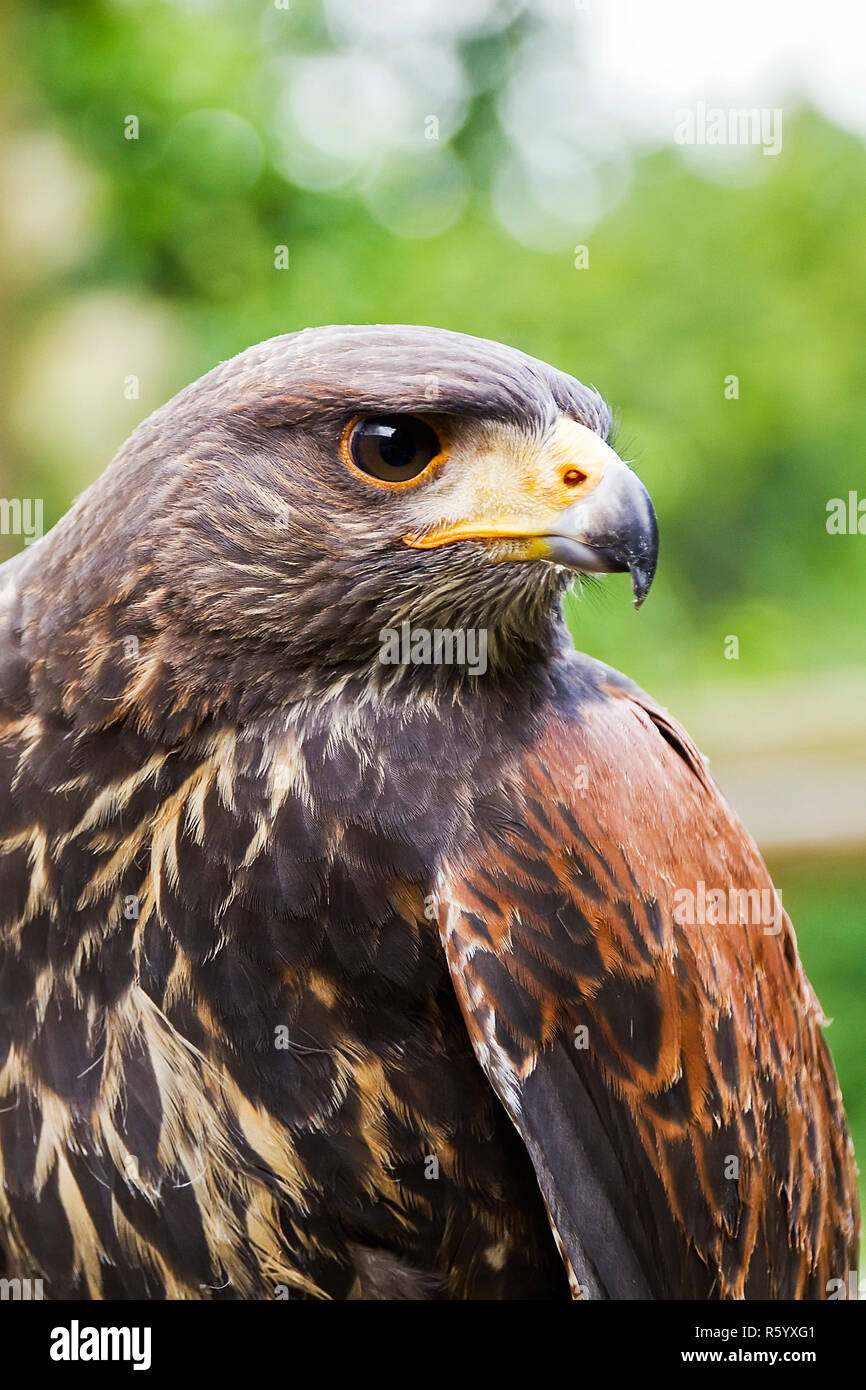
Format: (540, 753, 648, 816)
(436, 647, 858, 1298)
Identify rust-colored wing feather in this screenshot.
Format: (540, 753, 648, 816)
(436, 653, 859, 1299)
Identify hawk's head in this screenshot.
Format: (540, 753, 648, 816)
(15, 325, 657, 729)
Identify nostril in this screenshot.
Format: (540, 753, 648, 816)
(563, 468, 587, 487)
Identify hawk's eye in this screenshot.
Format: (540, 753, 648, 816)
(347, 415, 442, 484)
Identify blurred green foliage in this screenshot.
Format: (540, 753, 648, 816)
(2, 0, 864, 1263)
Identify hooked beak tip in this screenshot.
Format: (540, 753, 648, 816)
(630, 553, 657, 608)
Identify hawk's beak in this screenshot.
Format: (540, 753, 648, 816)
(403, 418, 658, 608)
(540, 449, 658, 607)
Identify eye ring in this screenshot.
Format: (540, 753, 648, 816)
(341, 414, 446, 489)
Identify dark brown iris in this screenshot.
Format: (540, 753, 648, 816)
(349, 415, 441, 483)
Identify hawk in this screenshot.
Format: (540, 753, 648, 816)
(0, 325, 857, 1299)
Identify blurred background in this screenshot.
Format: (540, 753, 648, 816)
(1, 0, 864, 1262)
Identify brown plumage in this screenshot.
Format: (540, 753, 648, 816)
(0, 325, 857, 1299)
